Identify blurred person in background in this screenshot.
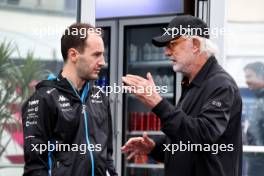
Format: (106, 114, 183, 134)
(244, 62, 264, 176)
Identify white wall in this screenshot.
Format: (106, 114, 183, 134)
(225, 0, 264, 87)
(0, 9, 75, 60)
(227, 0, 264, 22)
(20, 0, 65, 11)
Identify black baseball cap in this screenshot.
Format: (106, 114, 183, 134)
(152, 15, 210, 47)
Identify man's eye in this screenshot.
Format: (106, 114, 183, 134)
(94, 53, 101, 57)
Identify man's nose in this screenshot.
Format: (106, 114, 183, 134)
(164, 47, 172, 57)
(99, 56, 106, 66)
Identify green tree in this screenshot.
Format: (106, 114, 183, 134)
(0, 41, 18, 156)
(0, 41, 47, 157)
(14, 51, 46, 104)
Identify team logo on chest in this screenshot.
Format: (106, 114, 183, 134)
(58, 95, 72, 111)
(91, 87, 103, 104)
(58, 95, 68, 102)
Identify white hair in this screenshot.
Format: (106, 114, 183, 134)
(182, 35, 219, 57)
(192, 36, 219, 57)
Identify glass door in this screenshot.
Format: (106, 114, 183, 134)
(119, 16, 177, 176)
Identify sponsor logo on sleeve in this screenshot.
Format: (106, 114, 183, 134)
(211, 100, 222, 108)
(28, 100, 39, 106)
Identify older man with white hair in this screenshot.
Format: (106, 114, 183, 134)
(121, 15, 242, 176)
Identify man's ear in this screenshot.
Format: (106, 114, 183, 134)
(68, 48, 79, 63)
(192, 38, 201, 53)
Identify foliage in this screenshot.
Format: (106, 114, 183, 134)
(0, 41, 47, 156)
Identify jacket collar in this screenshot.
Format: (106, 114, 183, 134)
(182, 55, 218, 88)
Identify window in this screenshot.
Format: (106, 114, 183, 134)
(0, 0, 77, 174)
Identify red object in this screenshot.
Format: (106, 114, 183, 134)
(146, 112, 151, 131)
(15, 86, 22, 95)
(129, 112, 137, 131)
(6, 155, 24, 164)
(4, 123, 24, 147)
(139, 112, 144, 131)
(12, 132, 24, 147)
(157, 117, 161, 131)
(134, 154, 148, 164)
(151, 113, 157, 131)
(149, 113, 153, 131)
(136, 112, 140, 131)
(143, 113, 148, 131)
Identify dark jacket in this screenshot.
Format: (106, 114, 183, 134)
(22, 73, 117, 176)
(150, 56, 242, 176)
(247, 88, 264, 145)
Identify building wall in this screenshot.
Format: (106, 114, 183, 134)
(225, 0, 264, 87)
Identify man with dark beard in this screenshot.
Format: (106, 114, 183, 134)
(22, 23, 117, 176)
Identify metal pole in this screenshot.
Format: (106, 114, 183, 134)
(77, 0, 96, 26)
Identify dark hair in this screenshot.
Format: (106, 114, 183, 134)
(244, 62, 264, 79)
(61, 23, 101, 62)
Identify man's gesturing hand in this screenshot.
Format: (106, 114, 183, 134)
(122, 72, 162, 109)
(121, 132, 155, 160)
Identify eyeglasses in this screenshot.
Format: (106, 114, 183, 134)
(166, 36, 188, 49)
